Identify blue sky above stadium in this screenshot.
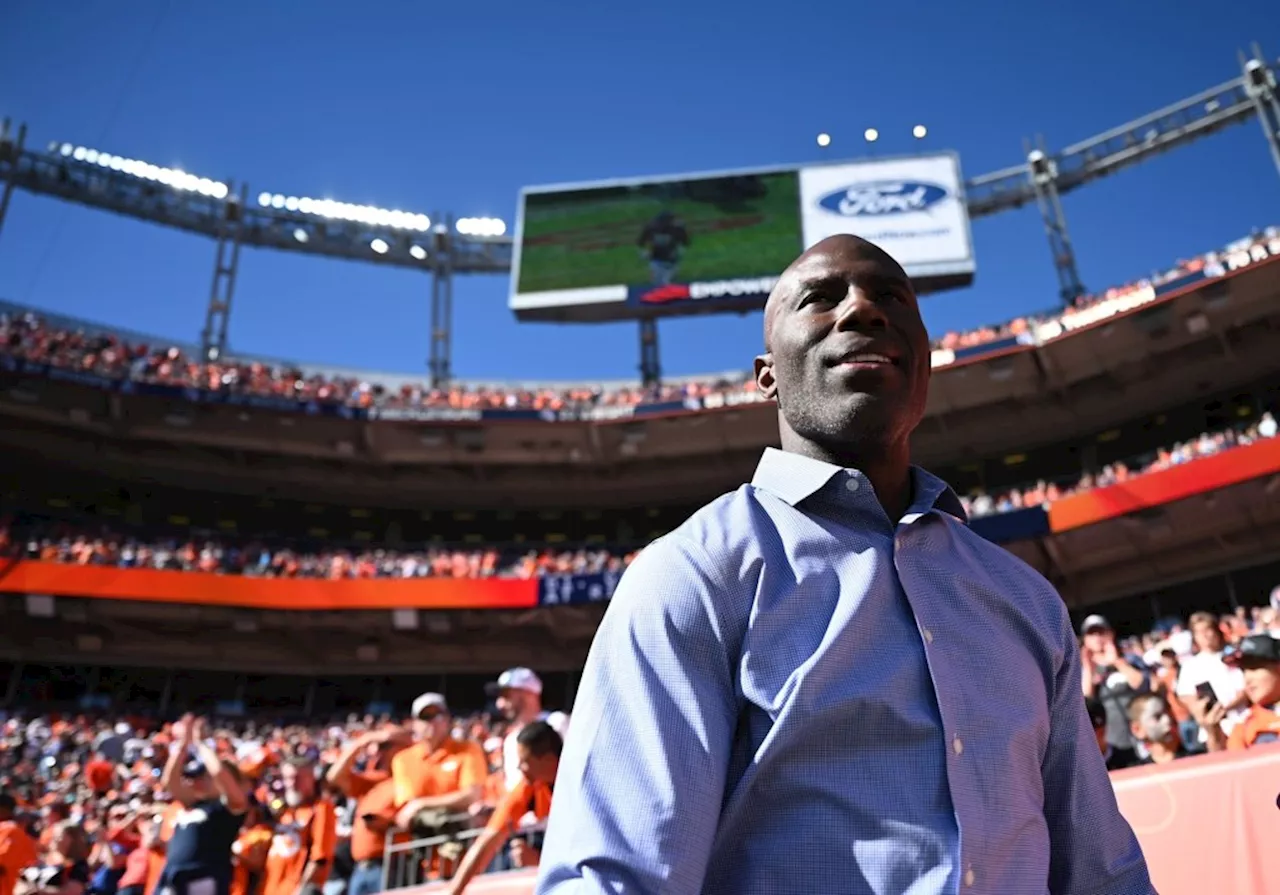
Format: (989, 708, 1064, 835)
(0, 0, 1277, 381)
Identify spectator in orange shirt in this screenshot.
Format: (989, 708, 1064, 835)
(229, 803, 273, 895)
(324, 727, 412, 895)
(0, 793, 38, 895)
(260, 761, 335, 895)
(444, 722, 561, 895)
(1224, 634, 1280, 750)
(390, 694, 486, 832)
(389, 694, 485, 882)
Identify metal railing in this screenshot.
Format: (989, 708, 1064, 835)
(381, 815, 547, 891)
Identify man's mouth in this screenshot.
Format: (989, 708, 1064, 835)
(830, 349, 901, 369)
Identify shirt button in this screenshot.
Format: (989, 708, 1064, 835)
(845, 477, 860, 493)
(952, 736, 964, 756)
(964, 868, 976, 887)
(923, 629, 934, 644)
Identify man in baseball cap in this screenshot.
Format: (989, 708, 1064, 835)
(486, 669, 569, 792)
(1223, 634, 1280, 750)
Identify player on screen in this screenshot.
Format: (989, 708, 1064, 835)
(636, 210, 689, 286)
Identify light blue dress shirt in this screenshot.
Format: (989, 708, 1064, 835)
(536, 448, 1154, 895)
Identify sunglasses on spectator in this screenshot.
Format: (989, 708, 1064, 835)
(417, 709, 443, 721)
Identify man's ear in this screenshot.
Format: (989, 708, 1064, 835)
(754, 353, 777, 399)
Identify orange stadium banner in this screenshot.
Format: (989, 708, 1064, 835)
(1048, 435, 1280, 533)
(0, 561, 539, 610)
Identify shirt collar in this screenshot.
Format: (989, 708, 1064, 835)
(750, 447, 968, 523)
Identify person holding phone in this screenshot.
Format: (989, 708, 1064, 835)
(1175, 611, 1248, 751)
(1079, 615, 1149, 770)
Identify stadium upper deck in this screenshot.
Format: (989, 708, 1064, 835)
(1, 228, 1274, 419)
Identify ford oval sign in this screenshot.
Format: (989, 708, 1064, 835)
(817, 181, 949, 218)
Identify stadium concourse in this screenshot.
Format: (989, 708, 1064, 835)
(1, 226, 1280, 895)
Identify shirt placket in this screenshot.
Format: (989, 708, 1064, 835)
(893, 515, 983, 893)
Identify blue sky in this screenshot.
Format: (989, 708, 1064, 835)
(1, 1, 1277, 382)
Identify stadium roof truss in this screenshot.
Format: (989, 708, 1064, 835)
(0, 46, 1277, 386)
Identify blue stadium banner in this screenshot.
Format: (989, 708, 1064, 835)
(538, 571, 623, 607)
(968, 506, 1050, 543)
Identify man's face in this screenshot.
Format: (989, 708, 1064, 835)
(1083, 628, 1113, 654)
(413, 710, 449, 747)
(516, 744, 558, 786)
(755, 236, 929, 456)
(496, 688, 530, 722)
(1192, 621, 1223, 653)
(1241, 662, 1280, 706)
(1129, 700, 1174, 745)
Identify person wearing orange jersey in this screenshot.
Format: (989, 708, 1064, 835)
(444, 723, 560, 895)
(0, 792, 38, 895)
(229, 803, 273, 895)
(389, 694, 485, 884)
(325, 727, 412, 895)
(260, 761, 335, 895)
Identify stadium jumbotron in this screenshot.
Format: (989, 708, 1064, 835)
(3, 13, 1280, 895)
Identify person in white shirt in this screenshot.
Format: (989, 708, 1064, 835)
(1176, 611, 1248, 748)
(486, 668, 569, 791)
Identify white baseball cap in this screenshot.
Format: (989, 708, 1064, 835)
(486, 667, 543, 696)
(411, 692, 448, 719)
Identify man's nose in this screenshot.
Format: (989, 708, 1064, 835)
(834, 286, 889, 331)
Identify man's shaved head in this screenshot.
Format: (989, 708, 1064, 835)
(763, 235, 908, 352)
(754, 234, 929, 468)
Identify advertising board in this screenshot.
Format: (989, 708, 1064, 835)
(511, 154, 974, 323)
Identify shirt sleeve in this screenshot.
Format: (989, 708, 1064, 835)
(1041, 610, 1156, 894)
(535, 535, 739, 895)
(486, 781, 531, 837)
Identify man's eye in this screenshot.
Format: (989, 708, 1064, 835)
(799, 292, 836, 308)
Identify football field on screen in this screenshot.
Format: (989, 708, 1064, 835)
(515, 171, 802, 294)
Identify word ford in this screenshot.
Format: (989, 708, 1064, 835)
(818, 181, 948, 217)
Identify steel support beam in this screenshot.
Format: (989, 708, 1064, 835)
(1026, 140, 1085, 305)
(0, 120, 25, 242)
(1242, 46, 1280, 178)
(639, 317, 661, 388)
(429, 216, 455, 388)
(200, 185, 247, 361)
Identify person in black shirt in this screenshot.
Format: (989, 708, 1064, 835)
(636, 211, 690, 286)
(158, 715, 250, 895)
(1080, 614, 1149, 770)
(1126, 693, 1189, 766)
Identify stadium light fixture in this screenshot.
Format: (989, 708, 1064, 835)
(912, 124, 928, 139)
(370, 238, 390, 254)
(816, 132, 832, 148)
(455, 216, 506, 237)
(293, 228, 308, 243)
(409, 244, 428, 260)
(864, 128, 879, 143)
(52, 142, 229, 199)
(255, 190, 432, 232)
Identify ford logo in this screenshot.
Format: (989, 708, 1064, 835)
(817, 181, 949, 217)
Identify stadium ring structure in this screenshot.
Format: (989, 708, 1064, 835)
(0, 47, 1279, 686)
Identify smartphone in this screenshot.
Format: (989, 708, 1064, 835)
(1195, 681, 1218, 709)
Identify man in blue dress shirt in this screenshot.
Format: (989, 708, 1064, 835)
(535, 235, 1154, 894)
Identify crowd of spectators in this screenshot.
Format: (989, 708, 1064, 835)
(0, 599, 1278, 895)
(0, 522, 633, 583)
(961, 411, 1277, 518)
(3, 410, 1273, 582)
(3, 228, 1273, 417)
(1083, 593, 1280, 772)
(0, 666, 568, 895)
